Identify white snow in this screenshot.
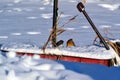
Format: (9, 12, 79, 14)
(115, 24, 120, 26)
(27, 17, 38, 19)
(13, 8, 22, 12)
(0, 53, 93, 80)
(11, 33, 22, 36)
(99, 25, 111, 28)
(82, 26, 90, 29)
(0, 36, 8, 39)
(26, 31, 41, 35)
(0, 0, 120, 80)
(6, 51, 17, 58)
(98, 4, 120, 11)
(0, 10, 3, 13)
(64, 27, 75, 31)
(14, 0, 21, 4)
(39, 7, 45, 10)
(41, 13, 53, 19)
(1, 44, 116, 59)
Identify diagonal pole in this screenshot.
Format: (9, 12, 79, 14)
(77, 2, 110, 50)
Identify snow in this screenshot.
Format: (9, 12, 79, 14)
(98, 4, 120, 11)
(1, 44, 116, 59)
(26, 31, 41, 35)
(0, 0, 120, 80)
(0, 53, 93, 80)
(0, 36, 8, 39)
(41, 13, 53, 19)
(11, 33, 22, 36)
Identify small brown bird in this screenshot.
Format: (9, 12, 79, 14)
(66, 38, 76, 47)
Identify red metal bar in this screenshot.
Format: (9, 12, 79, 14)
(16, 52, 110, 66)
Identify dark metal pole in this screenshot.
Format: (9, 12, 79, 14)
(77, 2, 110, 50)
(52, 0, 59, 47)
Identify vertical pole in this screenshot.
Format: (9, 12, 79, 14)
(52, 0, 58, 47)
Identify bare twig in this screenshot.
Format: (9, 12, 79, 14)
(61, 15, 78, 28)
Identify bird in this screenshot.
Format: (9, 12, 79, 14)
(116, 42, 120, 47)
(66, 38, 76, 47)
(55, 40, 64, 48)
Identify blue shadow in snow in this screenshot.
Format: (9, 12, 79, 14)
(57, 60, 120, 80)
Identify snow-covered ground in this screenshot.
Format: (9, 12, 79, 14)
(0, 0, 120, 80)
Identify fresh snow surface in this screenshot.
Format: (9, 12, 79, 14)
(0, 43, 116, 59)
(0, 0, 120, 80)
(0, 52, 93, 80)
